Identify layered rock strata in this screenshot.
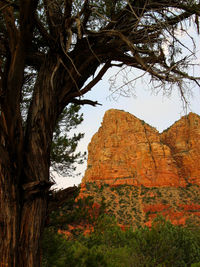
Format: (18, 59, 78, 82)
(82, 109, 200, 188)
(79, 110, 200, 227)
(161, 112, 200, 185)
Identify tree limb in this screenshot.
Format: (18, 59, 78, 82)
(66, 61, 111, 100)
(48, 186, 79, 212)
(43, 0, 63, 38)
(34, 12, 56, 49)
(19, 0, 39, 48)
(70, 99, 101, 106)
(2, 5, 18, 54)
(26, 51, 45, 70)
(64, 0, 72, 19)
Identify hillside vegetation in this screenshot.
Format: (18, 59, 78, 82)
(42, 213, 200, 267)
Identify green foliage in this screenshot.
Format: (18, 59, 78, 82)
(131, 216, 200, 266)
(42, 214, 200, 267)
(47, 194, 96, 232)
(21, 68, 86, 177)
(51, 104, 86, 177)
(42, 229, 69, 267)
(21, 70, 86, 177)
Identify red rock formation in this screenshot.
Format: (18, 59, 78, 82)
(82, 109, 200, 188)
(78, 110, 200, 227)
(161, 112, 200, 185)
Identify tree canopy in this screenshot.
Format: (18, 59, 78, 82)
(1, 1, 200, 109)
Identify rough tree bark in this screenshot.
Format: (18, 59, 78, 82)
(0, 54, 57, 265)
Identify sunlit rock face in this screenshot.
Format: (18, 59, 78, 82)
(161, 112, 200, 185)
(82, 109, 200, 187)
(78, 110, 200, 227)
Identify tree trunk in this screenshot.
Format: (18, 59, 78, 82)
(0, 167, 48, 267)
(19, 197, 47, 266)
(0, 159, 19, 266)
(0, 55, 59, 266)
(0, 159, 49, 267)
(0, 44, 99, 265)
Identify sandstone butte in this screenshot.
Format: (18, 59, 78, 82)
(82, 109, 200, 187)
(78, 109, 200, 227)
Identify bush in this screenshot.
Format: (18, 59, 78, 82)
(42, 215, 200, 267)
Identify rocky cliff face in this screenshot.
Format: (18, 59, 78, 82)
(79, 109, 200, 227)
(82, 109, 200, 187)
(161, 112, 200, 185)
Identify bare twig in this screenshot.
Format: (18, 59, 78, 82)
(66, 61, 111, 100)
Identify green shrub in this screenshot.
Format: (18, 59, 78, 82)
(42, 215, 200, 267)
(192, 263, 200, 267)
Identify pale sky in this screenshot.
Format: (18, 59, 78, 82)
(54, 28, 200, 189)
(54, 69, 200, 189)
